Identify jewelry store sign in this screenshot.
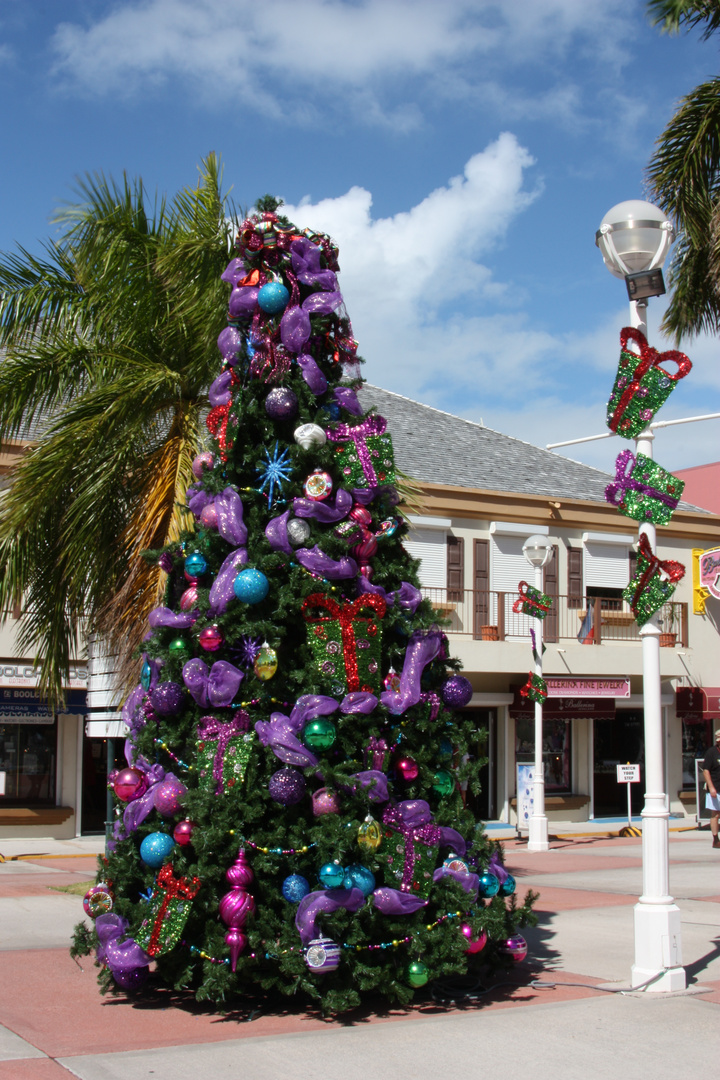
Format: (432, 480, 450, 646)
(545, 677, 630, 698)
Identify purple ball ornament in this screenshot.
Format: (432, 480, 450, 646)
(199, 503, 219, 530)
(198, 624, 224, 652)
(312, 788, 341, 816)
(500, 934, 528, 963)
(191, 451, 214, 479)
(150, 681, 185, 717)
(112, 965, 150, 991)
(265, 387, 298, 420)
(257, 281, 290, 314)
(153, 777, 187, 816)
(269, 767, 307, 806)
(441, 675, 474, 709)
(113, 767, 147, 802)
(396, 756, 419, 782)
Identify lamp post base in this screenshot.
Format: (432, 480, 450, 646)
(631, 901, 686, 992)
(527, 813, 549, 852)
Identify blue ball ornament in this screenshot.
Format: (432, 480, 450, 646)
(140, 832, 175, 868)
(233, 568, 269, 604)
(282, 874, 311, 903)
(184, 552, 207, 577)
(343, 864, 376, 897)
(318, 860, 344, 889)
(477, 871, 500, 898)
(257, 281, 290, 314)
(321, 402, 341, 421)
(500, 873, 516, 896)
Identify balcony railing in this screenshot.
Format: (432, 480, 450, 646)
(421, 589, 688, 647)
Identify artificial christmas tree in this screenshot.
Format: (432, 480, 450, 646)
(74, 199, 536, 1014)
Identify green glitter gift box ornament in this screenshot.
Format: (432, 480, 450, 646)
(605, 449, 685, 526)
(326, 415, 396, 489)
(381, 803, 441, 900)
(622, 535, 685, 626)
(606, 327, 692, 439)
(302, 592, 386, 695)
(196, 712, 254, 795)
(135, 864, 201, 957)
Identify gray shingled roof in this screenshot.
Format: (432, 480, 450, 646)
(357, 384, 623, 506)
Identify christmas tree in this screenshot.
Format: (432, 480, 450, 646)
(75, 198, 536, 1015)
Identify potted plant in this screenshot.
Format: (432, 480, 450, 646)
(659, 604, 679, 647)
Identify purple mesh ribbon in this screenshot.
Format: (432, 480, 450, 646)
(291, 237, 339, 291)
(297, 353, 328, 395)
(121, 763, 178, 835)
(293, 488, 352, 522)
(208, 548, 247, 615)
(217, 325, 243, 362)
(186, 484, 212, 518)
(209, 369, 233, 407)
(122, 685, 146, 726)
(280, 306, 311, 354)
(340, 691, 378, 714)
(295, 887, 365, 946)
(254, 712, 319, 768)
(432, 865, 478, 897)
(604, 449, 681, 511)
(326, 415, 387, 487)
(96, 914, 150, 974)
(380, 630, 443, 715)
(265, 509, 293, 554)
(348, 769, 389, 803)
(382, 801, 442, 893)
(371, 887, 427, 914)
(148, 607, 197, 630)
(221, 258, 247, 286)
(295, 546, 358, 579)
(302, 291, 343, 315)
(488, 850, 509, 885)
(182, 659, 243, 709)
(333, 387, 363, 415)
(358, 578, 422, 613)
(197, 712, 250, 795)
(215, 487, 247, 546)
(228, 286, 259, 318)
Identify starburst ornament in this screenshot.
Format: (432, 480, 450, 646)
(257, 441, 293, 505)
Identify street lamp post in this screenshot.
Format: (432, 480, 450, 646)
(523, 534, 554, 853)
(596, 201, 686, 991)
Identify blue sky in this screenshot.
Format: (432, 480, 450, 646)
(1, 0, 718, 472)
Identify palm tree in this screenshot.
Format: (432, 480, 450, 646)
(646, 1, 720, 340)
(0, 154, 239, 706)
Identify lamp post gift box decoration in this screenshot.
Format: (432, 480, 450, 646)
(605, 449, 685, 526)
(622, 534, 685, 626)
(513, 580, 553, 620)
(606, 327, 692, 439)
(519, 672, 548, 704)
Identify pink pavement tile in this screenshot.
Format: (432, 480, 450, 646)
(0, 1061, 77, 1079)
(0, 873, 95, 899)
(506, 852, 643, 876)
(526, 886, 637, 911)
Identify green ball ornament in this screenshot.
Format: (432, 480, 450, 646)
(406, 960, 429, 988)
(433, 769, 454, 797)
(168, 637, 188, 655)
(302, 717, 337, 752)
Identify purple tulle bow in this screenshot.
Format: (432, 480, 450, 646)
(265, 509, 293, 554)
(358, 578, 421, 614)
(334, 387, 363, 415)
(295, 887, 365, 946)
(95, 914, 150, 974)
(209, 369, 233, 407)
(215, 487, 247, 546)
(293, 488, 352, 522)
(220, 258, 247, 287)
(121, 762, 178, 835)
(371, 887, 427, 914)
(340, 691, 378, 714)
(302, 291, 343, 315)
(348, 770, 389, 803)
(254, 712, 319, 768)
(433, 866, 478, 897)
(295, 546, 358, 579)
(217, 325, 243, 362)
(197, 713, 250, 795)
(182, 659, 243, 709)
(186, 484, 212, 518)
(228, 286, 259, 318)
(148, 607, 197, 630)
(380, 630, 443, 715)
(280, 305, 311, 354)
(122, 684, 146, 727)
(488, 850, 509, 885)
(297, 353, 328, 395)
(290, 237, 338, 292)
(208, 548, 248, 615)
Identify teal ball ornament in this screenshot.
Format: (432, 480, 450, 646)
(233, 568, 269, 604)
(478, 871, 500, 898)
(318, 860, 344, 889)
(140, 660, 152, 691)
(500, 874, 516, 896)
(343, 864, 375, 897)
(140, 832, 175, 868)
(406, 960, 429, 988)
(302, 717, 337, 752)
(184, 552, 207, 577)
(257, 281, 290, 314)
(432, 769, 454, 797)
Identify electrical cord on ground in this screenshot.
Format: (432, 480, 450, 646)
(430, 967, 685, 1003)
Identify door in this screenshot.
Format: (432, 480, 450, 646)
(473, 539, 490, 637)
(543, 544, 559, 643)
(593, 711, 644, 817)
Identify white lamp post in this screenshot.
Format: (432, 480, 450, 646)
(523, 534, 554, 853)
(596, 201, 685, 991)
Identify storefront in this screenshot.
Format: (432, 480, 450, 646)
(677, 686, 720, 792)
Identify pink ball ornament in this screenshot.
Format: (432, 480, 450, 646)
(312, 788, 341, 816)
(349, 505, 372, 526)
(180, 585, 199, 611)
(353, 533, 378, 560)
(199, 503, 218, 530)
(303, 469, 333, 501)
(198, 624, 224, 651)
(461, 923, 488, 955)
(173, 819, 196, 846)
(360, 564, 374, 580)
(113, 768, 147, 802)
(396, 756, 419, 781)
(191, 451, 214, 480)
(500, 934, 528, 963)
(153, 778, 187, 816)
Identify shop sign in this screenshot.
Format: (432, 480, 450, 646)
(546, 677, 630, 698)
(0, 665, 87, 689)
(510, 690, 616, 721)
(700, 546, 720, 600)
(0, 687, 86, 722)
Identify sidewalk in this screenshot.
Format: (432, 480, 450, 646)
(1, 829, 718, 1080)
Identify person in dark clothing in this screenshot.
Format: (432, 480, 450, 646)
(702, 729, 720, 849)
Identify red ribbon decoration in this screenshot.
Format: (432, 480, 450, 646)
(146, 864, 201, 957)
(206, 370, 241, 461)
(301, 592, 386, 691)
(608, 327, 692, 434)
(629, 534, 685, 614)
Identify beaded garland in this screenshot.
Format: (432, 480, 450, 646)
(622, 534, 685, 626)
(302, 592, 386, 694)
(605, 449, 685, 526)
(135, 864, 201, 957)
(606, 327, 692, 439)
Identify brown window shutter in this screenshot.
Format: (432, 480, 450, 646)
(568, 548, 583, 608)
(447, 536, 464, 602)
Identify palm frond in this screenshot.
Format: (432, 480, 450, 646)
(647, 0, 720, 38)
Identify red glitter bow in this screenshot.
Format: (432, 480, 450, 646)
(608, 327, 692, 434)
(145, 864, 201, 957)
(629, 534, 685, 614)
(301, 592, 386, 691)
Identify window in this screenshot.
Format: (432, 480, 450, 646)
(515, 718, 572, 792)
(404, 517, 452, 590)
(0, 721, 56, 804)
(447, 536, 464, 601)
